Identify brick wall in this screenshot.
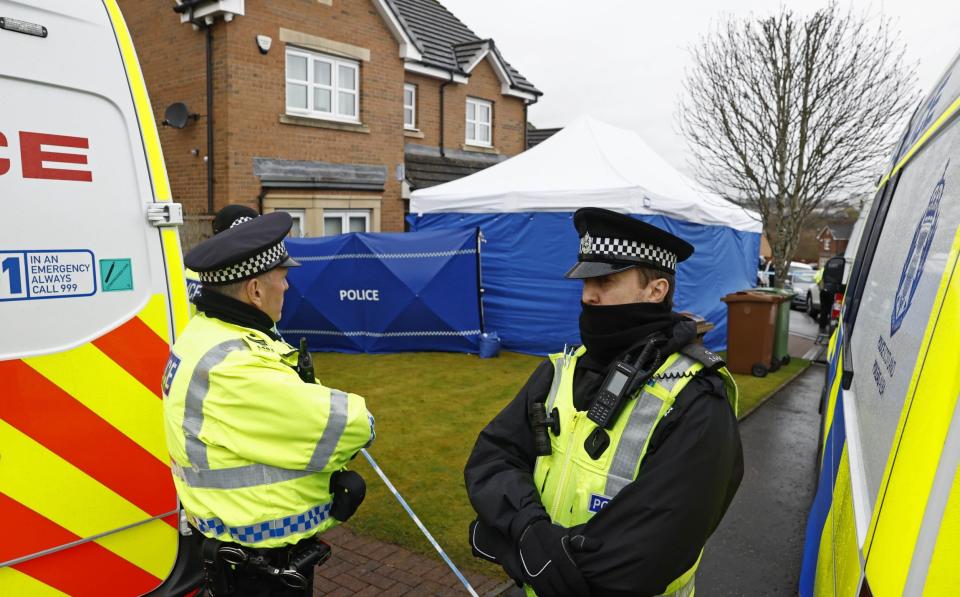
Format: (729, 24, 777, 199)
(119, 1, 211, 215)
(221, 1, 407, 232)
(406, 59, 527, 158)
(118, 0, 529, 239)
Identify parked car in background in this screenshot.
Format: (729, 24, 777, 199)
(787, 268, 820, 313)
(758, 260, 813, 287)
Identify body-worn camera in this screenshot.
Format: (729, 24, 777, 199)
(529, 400, 561, 456)
(297, 337, 315, 384)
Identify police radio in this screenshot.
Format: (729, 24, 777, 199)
(587, 339, 663, 429)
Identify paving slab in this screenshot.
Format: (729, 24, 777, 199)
(314, 525, 509, 596)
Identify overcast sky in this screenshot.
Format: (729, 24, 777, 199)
(441, 0, 959, 174)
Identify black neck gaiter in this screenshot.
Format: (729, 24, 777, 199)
(579, 301, 675, 368)
(194, 288, 279, 340)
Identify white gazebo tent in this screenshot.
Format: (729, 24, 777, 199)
(412, 115, 761, 233)
(408, 116, 762, 354)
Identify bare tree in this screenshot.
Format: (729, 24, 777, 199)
(679, 4, 917, 286)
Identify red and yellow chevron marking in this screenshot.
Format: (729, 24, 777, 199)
(0, 494, 164, 595)
(0, 1, 193, 593)
(1, 295, 179, 595)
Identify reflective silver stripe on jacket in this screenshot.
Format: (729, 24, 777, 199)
(307, 389, 349, 471)
(182, 339, 248, 469)
(177, 342, 350, 489)
(172, 461, 313, 489)
(604, 356, 698, 497)
(659, 577, 695, 597)
(544, 356, 566, 412)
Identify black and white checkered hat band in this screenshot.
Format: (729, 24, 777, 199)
(230, 216, 254, 228)
(198, 241, 287, 284)
(580, 236, 678, 271)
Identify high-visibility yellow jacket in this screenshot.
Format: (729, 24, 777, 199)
(527, 346, 737, 597)
(161, 313, 374, 548)
(185, 268, 201, 317)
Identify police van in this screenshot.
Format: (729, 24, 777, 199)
(0, 1, 199, 594)
(800, 50, 960, 596)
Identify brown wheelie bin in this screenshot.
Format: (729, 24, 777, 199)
(721, 291, 785, 377)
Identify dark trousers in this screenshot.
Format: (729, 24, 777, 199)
(207, 567, 314, 597)
(818, 289, 833, 330)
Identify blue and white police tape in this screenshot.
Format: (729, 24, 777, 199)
(361, 449, 479, 597)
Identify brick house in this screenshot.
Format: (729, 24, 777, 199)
(816, 222, 853, 267)
(118, 0, 541, 249)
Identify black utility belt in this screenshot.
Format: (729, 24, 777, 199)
(198, 531, 332, 593)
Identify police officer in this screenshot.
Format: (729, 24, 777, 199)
(186, 204, 260, 307)
(162, 212, 375, 596)
(814, 267, 835, 332)
(464, 208, 743, 597)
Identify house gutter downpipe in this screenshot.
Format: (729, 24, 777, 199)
(174, 1, 216, 215)
(439, 71, 455, 158)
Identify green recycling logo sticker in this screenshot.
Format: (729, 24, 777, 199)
(100, 258, 134, 292)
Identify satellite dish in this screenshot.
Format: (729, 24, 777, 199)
(163, 102, 198, 129)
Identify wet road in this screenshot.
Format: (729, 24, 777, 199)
(698, 364, 826, 596)
(789, 307, 820, 343)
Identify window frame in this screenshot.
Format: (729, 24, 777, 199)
(285, 47, 360, 123)
(465, 97, 493, 147)
(323, 209, 371, 236)
(403, 83, 417, 130)
(274, 208, 306, 237)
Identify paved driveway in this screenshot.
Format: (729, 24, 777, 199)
(697, 364, 825, 596)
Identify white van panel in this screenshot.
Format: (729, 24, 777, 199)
(0, 0, 172, 359)
(890, 53, 960, 169)
(848, 121, 960, 506)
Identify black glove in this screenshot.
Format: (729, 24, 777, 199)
(518, 520, 602, 597)
(329, 470, 365, 522)
(469, 519, 501, 564)
(469, 519, 526, 587)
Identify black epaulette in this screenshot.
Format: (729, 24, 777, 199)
(680, 343, 725, 372)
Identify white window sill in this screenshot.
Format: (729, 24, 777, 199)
(404, 128, 425, 139)
(280, 114, 369, 133)
(462, 143, 498, 154)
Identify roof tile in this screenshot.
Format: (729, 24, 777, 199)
(388, 0, 540, 95)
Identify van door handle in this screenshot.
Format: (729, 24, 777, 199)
(146, 202, 184, 227)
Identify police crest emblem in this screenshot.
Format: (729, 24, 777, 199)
(891, 160, 948, 336)
(580, 232, 593, 255)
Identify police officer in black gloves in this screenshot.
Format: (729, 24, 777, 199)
(464, 208, 743, 597)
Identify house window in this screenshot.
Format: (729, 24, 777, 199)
(323, 209, 370, 236)
(824, 238, 831, 251)
(285, 47, 359, 122)
(404, 84, 416, 130)
(274, 209, 306, 237)
(466, 97, 492, 146)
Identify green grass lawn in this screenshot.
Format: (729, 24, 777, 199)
(731, 357, 810, 416)
(314, 350, 808, 575)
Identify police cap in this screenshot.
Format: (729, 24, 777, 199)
(185, 211, 300, 285)
(212, 204, 259, 234)
(565, 207, 694, 279)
